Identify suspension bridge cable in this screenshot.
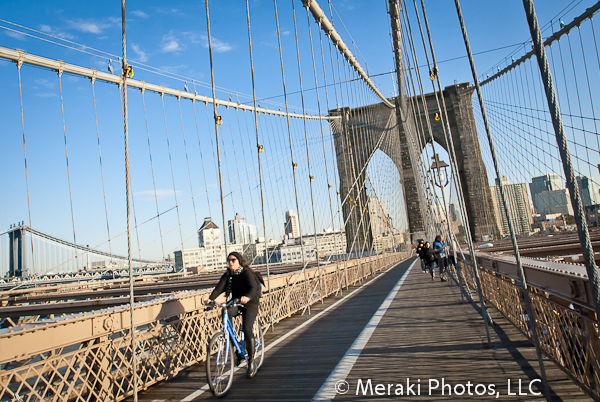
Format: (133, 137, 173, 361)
(120, 0, 138, 398)
(16, 59, 36, 276)
(58, 68, 78, 272)
(454, 0, 549, 389)
(246, 0, 273, 325)
(91, 77, 114, 262)
(273, 0, 312, 314)
(140, 88, 165, 260)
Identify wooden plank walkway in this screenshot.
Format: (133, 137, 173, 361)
(135, 258, 589, 401)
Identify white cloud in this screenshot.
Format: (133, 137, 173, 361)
(162, 40, 181, 52)
(183, 32, 201, 45)
(5, 31, 26, 41)
(160, 31, 183, 53)
(131, 10, 149, 18)
(39, 24, 76, 40)
(136, 189, 182, 201)
(200, 35, 233, 53)
(282, 30, 290, 36)
(131, 43, 148, 62)
(66, 19, 113, 34)
(36, 92, 58, 98)
(35, 78, 55, 88)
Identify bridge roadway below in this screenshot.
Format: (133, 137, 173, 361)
(135, 258, 587, 401)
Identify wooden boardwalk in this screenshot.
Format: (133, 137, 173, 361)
(135, 258, 589, 401)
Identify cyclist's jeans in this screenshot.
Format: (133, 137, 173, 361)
(227, 305, 258, 360)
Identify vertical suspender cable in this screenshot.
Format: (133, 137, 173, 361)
(205, 0, 229, 257)
(17, 61, 36, 275)
(178, 97, 199, 231)
(292, 0, 323, 304)
(141, 88, 166, 259)
(522, 0, 600, 324)
(121, 0, 138, 399)
(245, 0, 273, 329)
(453, 0, 549, 391)
(91, 78, 114, 262)
(306, 7, 336, 236)
(273, 0, 311, 314)
(160, 94, 185, 253)
(58, 71, 78, 271)
(405, 0, 492, 341)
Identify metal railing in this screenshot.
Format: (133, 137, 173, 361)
(0, 252, 408, 401)
(457, 257, 600, 400)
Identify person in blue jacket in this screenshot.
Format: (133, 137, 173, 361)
(432, 235, 448, 282)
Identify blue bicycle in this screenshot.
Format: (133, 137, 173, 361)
(205, 298, 265, 397)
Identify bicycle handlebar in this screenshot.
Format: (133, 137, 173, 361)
(204, 297, 249, 311)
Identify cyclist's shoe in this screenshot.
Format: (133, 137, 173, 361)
(246, 357, 257, 379)
(431, 271, 435, 280)
(441, 277, 448, 282)
(234, 351, 243, 366)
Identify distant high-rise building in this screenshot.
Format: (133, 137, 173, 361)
(534, 189, 574, 217)
(490, 177, 533, 236)
(198, 217, 221, 248)
(228, 213, 258, 245)
(449, 204, 461, 222)
(530, 174, 562, 214)
(367, 195, 389, 238)
(284, 210, 300, 238)
(576, 176, 600, 207)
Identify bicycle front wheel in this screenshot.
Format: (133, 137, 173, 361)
(253, 320, 265, 369)
(206, 332, 234, 397)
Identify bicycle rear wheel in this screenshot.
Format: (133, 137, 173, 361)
(206, 332, 234, 397)
(253, 320, 265, 369)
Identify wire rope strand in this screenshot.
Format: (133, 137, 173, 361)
(178, 97, 199, 230)
(58, 70, 78, 273)
(205, 0, 229, 257)
(191, 82, 213, 219)
(90, 78, 113, 262)
(16, 61, 36, 276)
(245, 0, 274, 329)
(273, 0, 311, 314)
(307, 8, 336, 233)
(160, 93, 185, 252)
(141, 88, 165, 260)
(522, 0, 600, 325)
(292, 0, 323, 303)
(120, 0, 138, 399)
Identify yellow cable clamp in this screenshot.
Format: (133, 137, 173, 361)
(216, 115, 223, 125)
(429, 67, 438, 81)
(435, 112, 440, 121)
(258, 144, 264, 152)
(293, 162, 298, 169)
(310, 176, 314, 181)
(125, 65, 134, 78)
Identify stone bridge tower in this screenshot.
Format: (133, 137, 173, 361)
(330, 83, 499, 251)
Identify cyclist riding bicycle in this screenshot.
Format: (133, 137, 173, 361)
(203, 251, 262, 378)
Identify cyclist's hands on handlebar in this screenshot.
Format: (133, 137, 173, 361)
(240, 296, 250, 304)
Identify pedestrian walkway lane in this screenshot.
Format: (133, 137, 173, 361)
(136, 258, 587, 401)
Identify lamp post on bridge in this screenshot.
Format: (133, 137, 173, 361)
(428, 154, 465, 300)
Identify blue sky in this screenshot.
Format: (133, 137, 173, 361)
(0, 0, 595, 271)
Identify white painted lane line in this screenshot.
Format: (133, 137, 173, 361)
(312, 259, 416, 401)
(181, 260, 410, 401)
